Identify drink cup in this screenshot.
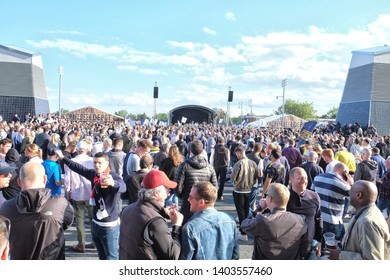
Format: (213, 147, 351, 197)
(100, 173, 108, 188)
(323, 232, 337, 249)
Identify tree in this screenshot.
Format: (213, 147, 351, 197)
(156, 113, 168, 121)
(52, 109, 69, 114)
(320, 107, 338, 119)
(114, 110, 129, 119)
(137, 113, 149, 120)
(274, 99, 316, 120)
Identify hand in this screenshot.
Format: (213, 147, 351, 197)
(346, 173, 354, 186)
(327, 247, 341, 260)
(55, 150, 64, 160)
(169, 208, 183, 226)
(101, 174, 114, 188)
(259, 198, 267, 209)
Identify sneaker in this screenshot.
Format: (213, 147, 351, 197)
(85, 242, 96, 249)
(238, 233, 248, 241)
(71, 244, 85, 253)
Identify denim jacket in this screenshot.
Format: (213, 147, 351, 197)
(179, 208, 239, 260)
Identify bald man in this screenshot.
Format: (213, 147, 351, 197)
(0, 162, 74, 260)
(329, 180, 390, 260)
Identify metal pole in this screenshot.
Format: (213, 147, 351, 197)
(58, 66, 63, 118)
(281, 79, 287, 131)
(153, 82, 157, 118)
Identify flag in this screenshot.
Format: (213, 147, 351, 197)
(298, 121, 317, 146)
(241, 120, 247, 127)
(181, 116, 187, 123)
(219, 118, 224, 124)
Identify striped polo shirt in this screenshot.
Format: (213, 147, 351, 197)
(311, 172, 350, 225)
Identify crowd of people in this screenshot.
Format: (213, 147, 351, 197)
(0, 112, 389, 260)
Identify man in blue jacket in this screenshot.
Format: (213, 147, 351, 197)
(180, 182, 239, 260)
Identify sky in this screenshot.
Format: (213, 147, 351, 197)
(2, 1, 390, 118)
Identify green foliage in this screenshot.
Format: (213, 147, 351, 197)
(137, 113, 148, 120)
(156, 113, 168, 121)
(320, 107, 338, 119)
(230, 116, 242, 124)
(274, 99, 316, 120)
(114, 110, 129, 119)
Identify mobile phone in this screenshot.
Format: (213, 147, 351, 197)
(342, 170, 348, 181)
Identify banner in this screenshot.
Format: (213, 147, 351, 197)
(298, 121, 317, 146)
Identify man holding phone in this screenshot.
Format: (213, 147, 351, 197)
(312, 163, 353, 244)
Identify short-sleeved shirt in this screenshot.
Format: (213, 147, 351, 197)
(264, 160, 285, 184)
(42, 159, 63, 196)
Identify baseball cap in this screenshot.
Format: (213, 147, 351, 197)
(76, 141, 89, 151)
(143, 170, 177, 189)
(0, 161, 17, 175)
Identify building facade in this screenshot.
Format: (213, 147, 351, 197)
(0, 45, 50, 122)
(336, 46, 390, 135)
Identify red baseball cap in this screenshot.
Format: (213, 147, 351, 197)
(143, 170, 177, 189)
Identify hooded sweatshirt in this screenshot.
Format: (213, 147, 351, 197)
(0, 188, 74, 259)
(354, 160, 378, 184)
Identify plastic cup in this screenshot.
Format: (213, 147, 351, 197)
(323, 232, 336, 249)
(100, 173, 108, 188)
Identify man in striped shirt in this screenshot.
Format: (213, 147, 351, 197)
(312, 163, 353, 242)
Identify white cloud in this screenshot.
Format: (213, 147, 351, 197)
(44, 30, 84, 35)
(203, 27, 217, 36)
(225, 12, 236, 21)
(39, 13, 390, 116)
(26, 39, 125, 58)
(139, 69, 161, 75)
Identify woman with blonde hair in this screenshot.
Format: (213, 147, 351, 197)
(24, 144, 43, 163)
(48, 133, 63, 150)
(160, 144, 184, 206)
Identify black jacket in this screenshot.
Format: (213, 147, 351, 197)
(119, 199, 181, 260)
(174, 155, 217, 201)
(0, 188, 74, 259)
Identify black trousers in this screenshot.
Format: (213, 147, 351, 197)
(233, 191, 251, 234)
(215, 165, 227, 198)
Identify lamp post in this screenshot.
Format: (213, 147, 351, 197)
(58, 66, 63, 118)
(277, 79, 287, 131)
(153, 81, 158, 119)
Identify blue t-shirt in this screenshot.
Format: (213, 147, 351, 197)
(42, 160, 62, 196)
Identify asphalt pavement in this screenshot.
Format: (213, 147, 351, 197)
(64, 180, 255, 260)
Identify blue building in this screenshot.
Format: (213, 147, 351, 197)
(336, 46, 390, 135)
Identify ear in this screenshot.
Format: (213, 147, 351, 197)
(356, 192, 363, 199)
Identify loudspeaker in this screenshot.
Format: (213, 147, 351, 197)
(228, 90, 233, 102)
(153, 87, 158, 98)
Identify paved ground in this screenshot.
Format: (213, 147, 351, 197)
(65, 180, 255, 260)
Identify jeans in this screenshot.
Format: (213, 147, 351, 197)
(73, 200, 93, 247)
(215, 165, 227, 199)
(343, 198, 350, 215)
(248, 187, 259, 212)
(377, 199, 390, 217)
(233, 191, 251, 234)
(92, 222, 119, 260)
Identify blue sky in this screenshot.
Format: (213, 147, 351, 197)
(2, 1, 390, 117)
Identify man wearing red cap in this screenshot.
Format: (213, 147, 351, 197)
(119, 169, 183, 260)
